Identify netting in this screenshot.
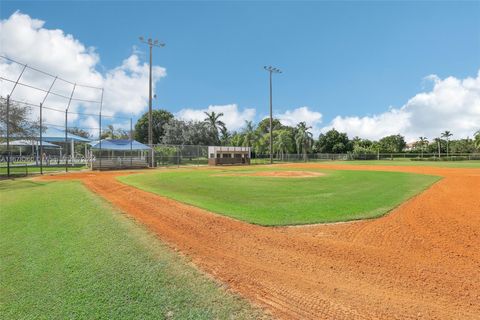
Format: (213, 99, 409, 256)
(0, 55, 140, 176)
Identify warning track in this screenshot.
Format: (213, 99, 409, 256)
(40, 164, 480, 319)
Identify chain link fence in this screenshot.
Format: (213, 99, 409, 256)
(152, 145, 209, 167)
(3, 143, 480, 178)
(149, 147, 480, 168)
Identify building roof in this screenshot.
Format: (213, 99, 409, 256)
(208, 146, 251, 152)
(41, 127, 91, 143)
(90, 139, 151, 151)
(0, 140, 61, 148)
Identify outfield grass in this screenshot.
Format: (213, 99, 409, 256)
(119, 167, 439, 226)
(327, 160, 480, 168)
(0, 179, 263, 319)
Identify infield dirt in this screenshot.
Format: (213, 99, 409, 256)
(40, 164, 480, 319)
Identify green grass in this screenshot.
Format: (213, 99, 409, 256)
(119, 167, 439, 226)
(0, 165, 86, 176)
(320, 160, 480, 168)
(0, 179, 263, 319)
(250, 158, 480, 167)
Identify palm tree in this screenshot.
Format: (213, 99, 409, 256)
(295, 122, 313, 161)
(474, 130, 480, 151)
(102, 124, 116, 139)
(204, 111, 226, 144)
(441, 131, 453, 157)
(418, 136, 428, 158)
(241, 120, 257, 148)
(219, 126, 231, 146)
(434, 137, 442, 158)
(274, 130, 294, 161)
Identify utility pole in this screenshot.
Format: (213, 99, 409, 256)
(264, 66, 282, 164)
(139, 36, 165, 167)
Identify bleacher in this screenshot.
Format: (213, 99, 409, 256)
(91, 157, 148, 170)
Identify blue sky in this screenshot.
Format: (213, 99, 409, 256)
(1, 1, 479, 140)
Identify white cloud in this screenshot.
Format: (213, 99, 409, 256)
(324, 108, 411, 140)
(0, 11, 165, 127)
(322, 71, 480, 141)
(276, 106, 323, 135)
(176, 104, 256, 131)
(103, 55, 165, 116)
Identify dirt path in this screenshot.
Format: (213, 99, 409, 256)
(40, 164, 480, 319)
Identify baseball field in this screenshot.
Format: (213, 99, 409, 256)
(1, 161, 479, 319)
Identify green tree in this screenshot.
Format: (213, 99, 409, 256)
(441, 131, 453, 157)
(102, 125, 116, 139)
(256, 118, 283, 135)
(449, 138, 476, 153)
(429, 138, 444, 156)
(134, 109, 174, 144)
(418, 137, 428, 157)
(204, 111, 226, 144)
(253, 133, 270, 155)
(378, 134, 407, 153)
(295, 122, 313, 161)
(0, 98, 40, 139)
(475, 130, 480, 151)
(274, 129, 294, 160)
(241, 121, 257, 148)
(67, 127, 91, 139)
(316, 129, 351, 153)
(162, 119, 214, 146)
(219, 126, 231, 146)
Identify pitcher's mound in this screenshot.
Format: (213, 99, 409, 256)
(215, 171, 325, 178)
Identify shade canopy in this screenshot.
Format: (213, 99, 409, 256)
(90, 139, 151, 151)
(0, 139, 61, 148)
(41, 127, 91, 143)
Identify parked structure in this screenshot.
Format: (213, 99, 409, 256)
(90, 139, 151, 170)
(208, 146, 251, 165)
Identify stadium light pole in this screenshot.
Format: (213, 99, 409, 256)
(264, 66, 282, 164)
(139, 36, 165, 167)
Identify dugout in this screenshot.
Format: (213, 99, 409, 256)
(90, 139, 151, 170)
(208, 146, 251, 165)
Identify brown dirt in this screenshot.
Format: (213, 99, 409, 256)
(213, 170, 325, 178)
(39, 164, 480, 319)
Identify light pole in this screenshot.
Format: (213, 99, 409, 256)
(139, 36, 165, 167)
(264, 66, 282, 164)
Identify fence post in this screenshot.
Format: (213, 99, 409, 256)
(65, 109, 68, 172)
(99, 88, 104, 171)
(130, 118, 133, 167)
(6, 95, 10, 177)
(40, 102, 44, 174)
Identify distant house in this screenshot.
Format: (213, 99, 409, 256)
(404, 142, 416, 151)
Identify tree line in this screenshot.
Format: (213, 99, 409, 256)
(130, 109, 480, 157)
(1, 100, 479, 156)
